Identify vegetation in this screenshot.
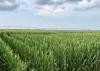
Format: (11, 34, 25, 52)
(0, 30, 100, 71)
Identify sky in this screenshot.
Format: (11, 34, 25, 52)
(0, 0, 100, 30)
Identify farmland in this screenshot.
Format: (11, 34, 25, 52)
(0, 30, 100, 71)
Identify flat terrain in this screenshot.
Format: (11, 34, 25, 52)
(0, 30, 100, 71)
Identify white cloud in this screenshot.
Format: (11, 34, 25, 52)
(0, 0, 100, 15)
(0, 0, 19, 10)
(33, 0, 100, 15)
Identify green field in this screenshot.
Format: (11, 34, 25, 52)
(0, 30, 100, 71)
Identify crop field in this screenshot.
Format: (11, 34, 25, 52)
(0, 30, 100, 71)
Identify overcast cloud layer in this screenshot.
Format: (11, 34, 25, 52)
(0, 0, 100, 15)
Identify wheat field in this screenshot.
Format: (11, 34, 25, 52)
(0, 30, 100, 71)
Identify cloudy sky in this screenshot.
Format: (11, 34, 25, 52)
(0, 0, 100, 29)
